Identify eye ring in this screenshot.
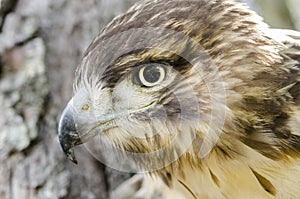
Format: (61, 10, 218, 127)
(138, 64, 166, 87)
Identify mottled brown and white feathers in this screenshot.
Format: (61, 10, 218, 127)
(58, 0, 300, 198)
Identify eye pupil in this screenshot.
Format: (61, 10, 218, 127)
(137, 64, 166, 87)
(143, 65, 161, 83)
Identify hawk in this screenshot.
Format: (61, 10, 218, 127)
(58, 0, 300, 198)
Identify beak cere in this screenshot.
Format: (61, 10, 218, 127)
(58, 103, 82, 164)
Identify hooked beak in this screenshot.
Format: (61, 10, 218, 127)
(58, 103, 82, 164)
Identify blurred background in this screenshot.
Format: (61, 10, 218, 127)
(0, 0, 299, 198)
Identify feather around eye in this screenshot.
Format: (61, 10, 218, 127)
(134, 64, 166, 87)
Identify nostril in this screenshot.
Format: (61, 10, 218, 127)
(81, 104, 90, 111)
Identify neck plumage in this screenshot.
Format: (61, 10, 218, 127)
(156, 144, 300, 199)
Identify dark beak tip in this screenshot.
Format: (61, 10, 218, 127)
(59, 140, 78, 164)
(67, 150, 78, 164)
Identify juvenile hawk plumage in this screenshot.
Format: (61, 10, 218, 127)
(58, 0, 300, 198)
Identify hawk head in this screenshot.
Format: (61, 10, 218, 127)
(58, 0, 300, 176)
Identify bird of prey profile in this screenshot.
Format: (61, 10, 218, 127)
(58, 0, 300, 198)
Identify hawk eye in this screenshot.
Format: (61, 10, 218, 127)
(138, 64, 165, 87)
